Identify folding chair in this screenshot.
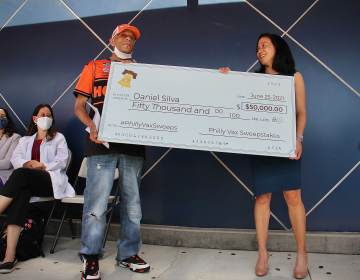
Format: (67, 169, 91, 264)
(50, 157, 120, 254)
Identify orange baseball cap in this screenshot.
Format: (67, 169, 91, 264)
(110, 24, 141, 41)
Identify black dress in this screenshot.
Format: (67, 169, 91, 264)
(251, 155, 301, 196)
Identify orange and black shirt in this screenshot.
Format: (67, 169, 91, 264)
(74, 59, 111, 114)
(74, 59, 145, 157)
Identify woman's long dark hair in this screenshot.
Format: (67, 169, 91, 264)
(256, 33, 296, 76)
(27, 104, 57, 140)
(0, 108, 16, 137)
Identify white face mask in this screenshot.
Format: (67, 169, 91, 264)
(36, 117, 53, 130)
(114, 47, 132, 59)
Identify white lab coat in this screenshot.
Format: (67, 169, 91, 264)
(11, 132, 75, 199)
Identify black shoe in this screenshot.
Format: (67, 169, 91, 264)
(81, 255, 101, 280)
(0, 259, 17, 274)
(118, 255, 150, 273)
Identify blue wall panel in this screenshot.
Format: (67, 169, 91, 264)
(0, 1, 359, 231)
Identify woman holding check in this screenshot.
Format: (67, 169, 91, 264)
(220, 33, 307, 278)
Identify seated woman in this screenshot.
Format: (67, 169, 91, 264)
(0, 108, 21, 187)
(0, 104, 75, 273)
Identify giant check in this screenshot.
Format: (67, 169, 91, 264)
(98, 63, 296, 157)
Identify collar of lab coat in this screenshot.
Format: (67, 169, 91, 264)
(25, 133, 51, 162)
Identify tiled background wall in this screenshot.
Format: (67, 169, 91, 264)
(1, 0, 359, 231)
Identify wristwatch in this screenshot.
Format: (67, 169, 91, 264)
(296, 135, 304, 143)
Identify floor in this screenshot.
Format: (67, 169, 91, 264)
(2, 237, 360, 280)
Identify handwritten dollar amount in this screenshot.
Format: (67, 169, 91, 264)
(238, 102, 287, 114)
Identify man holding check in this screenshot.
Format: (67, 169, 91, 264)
(74, 24, 149, 280)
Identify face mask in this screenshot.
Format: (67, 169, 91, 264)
(36, 117, 53, 130)
(114, 47, 132, 59)
(0, 117, 8, 129)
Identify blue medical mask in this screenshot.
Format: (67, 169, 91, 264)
(0, 117, 8, 129)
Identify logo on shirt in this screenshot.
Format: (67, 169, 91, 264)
(118, 69, 138, 88)
(103, 62, 111, 73)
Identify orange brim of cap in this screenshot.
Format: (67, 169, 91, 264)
(111, 24, 141, 41)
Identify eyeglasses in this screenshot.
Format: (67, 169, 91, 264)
(117, 33, 136, 41)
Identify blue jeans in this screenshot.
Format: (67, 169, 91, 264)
(80, 153, 144, 260)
